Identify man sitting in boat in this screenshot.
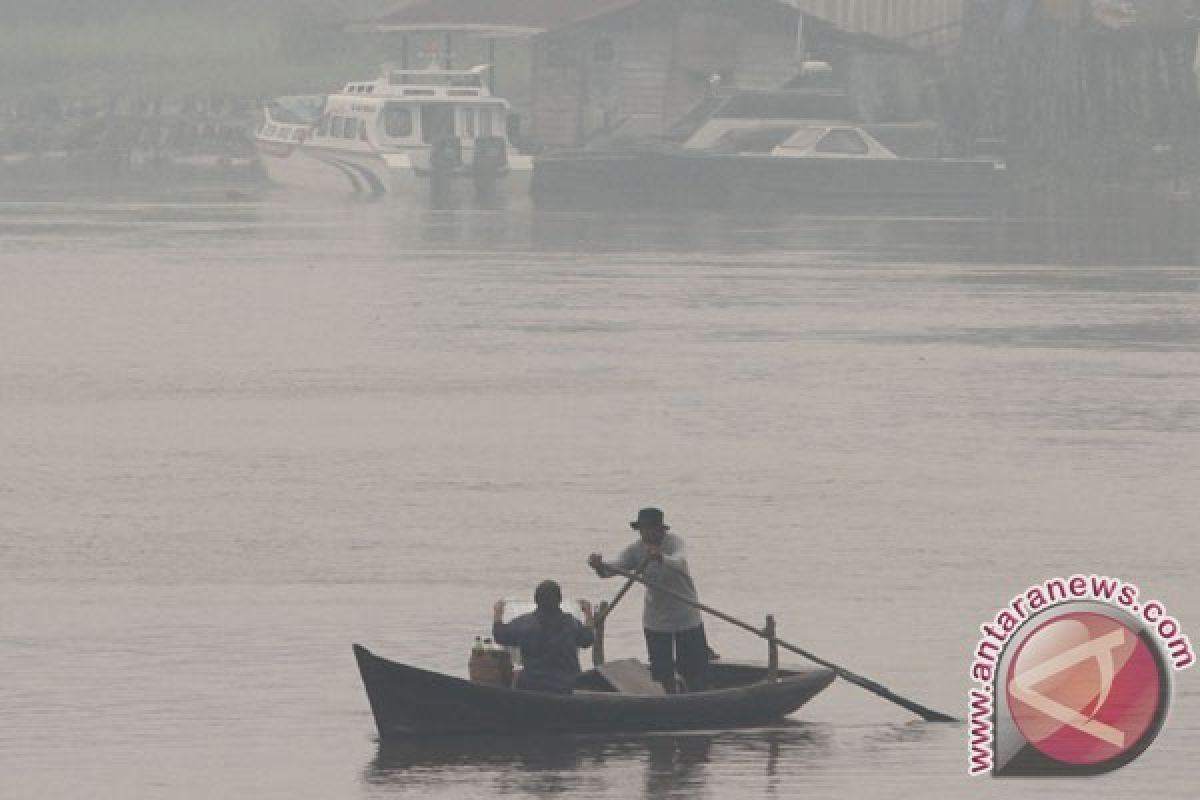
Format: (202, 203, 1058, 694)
(588, 507, 710, 693)
(492, 580, 595, 694)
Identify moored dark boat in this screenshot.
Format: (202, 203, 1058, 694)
(531, 85, 1004, 216)
(532, 149, 1002, 215)
(354, 644, 835, 738)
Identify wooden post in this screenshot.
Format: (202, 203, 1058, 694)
(575, 36, 588, 147)
(488, 38, 497, 95)
(592, 600, 609, 667)
(765, 615, 779, 681)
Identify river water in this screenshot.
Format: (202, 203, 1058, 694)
(1, 192, 1197, 798)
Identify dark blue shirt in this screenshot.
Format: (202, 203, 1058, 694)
(493, 610, 595, 694)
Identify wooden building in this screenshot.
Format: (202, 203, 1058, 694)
(354, 0, 933, 149)
(532, 0, 818, 145)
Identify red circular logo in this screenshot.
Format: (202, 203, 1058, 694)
(1005, 611, 1166, 766)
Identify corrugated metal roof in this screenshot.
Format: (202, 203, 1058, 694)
(787, 0, 965, 50)
(350, 0, 947, 51)
(353, 0, 642, 35)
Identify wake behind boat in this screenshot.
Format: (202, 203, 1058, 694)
(353, 644, 835, 738)
(254, 63, 531, 203)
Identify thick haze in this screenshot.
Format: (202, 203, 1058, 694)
(3, 1, 392, 24)
(0, 1, 399, 97)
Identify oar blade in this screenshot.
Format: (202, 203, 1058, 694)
(832, 668, 961, 723)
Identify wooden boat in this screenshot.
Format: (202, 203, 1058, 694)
(353, 643, 835, 738)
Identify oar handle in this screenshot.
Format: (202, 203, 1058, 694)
(604, 564, 959, 723)
(594, 556, 651, 624)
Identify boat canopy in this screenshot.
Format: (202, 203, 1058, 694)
(387, 64, 490, 88)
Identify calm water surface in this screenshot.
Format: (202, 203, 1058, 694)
(1, 193, 1197, 798)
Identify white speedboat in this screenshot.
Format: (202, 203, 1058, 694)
(254, 63, 532, 203)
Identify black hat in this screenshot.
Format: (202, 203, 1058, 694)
(630, 507, 669, 531)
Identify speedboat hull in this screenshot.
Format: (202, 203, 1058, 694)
(533, 151, 1003, 215)
(256, 139, 532, 202)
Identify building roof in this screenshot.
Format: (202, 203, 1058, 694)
(349, 0, 929, 57)
(348, 0, 642, 36)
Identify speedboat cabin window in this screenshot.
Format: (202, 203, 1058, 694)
(343, 118, 360, 140)
(383, 106, 413, 138)
(713, 125, 796, 153)
(479, 109, 494, 138)
(421, 105, 455, 144)
(778, 127, 824, 152)
(390, 70, 483, 89)
(358, 120, 369, 142)
(462, 108, 476, 139)
(317, 115, 331, 138)
(815, 129, 869, 155)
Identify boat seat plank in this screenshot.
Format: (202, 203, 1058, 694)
(596, 659, 666, 696)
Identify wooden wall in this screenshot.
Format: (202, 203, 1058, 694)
(529, 37, 581, 148)
(737, 29, 805, 88)
(618, 27, 675, 138)
(531, 3, 805, 147)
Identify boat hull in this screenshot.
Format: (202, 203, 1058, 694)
(256, 140, 353, 194)
(255, 139, 533, 203)
(353, 644, 835, 738)
(532, 151, 1003, 215)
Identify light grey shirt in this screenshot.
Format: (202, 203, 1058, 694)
(607, 533, 704, 633)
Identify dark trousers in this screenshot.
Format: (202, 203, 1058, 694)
(644, 625, 709, 692)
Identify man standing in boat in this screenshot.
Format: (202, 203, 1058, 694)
(493, 580, 595, 694)
(588, 507, 710, 693)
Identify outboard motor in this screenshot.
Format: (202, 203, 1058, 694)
(430, 136, 462, 205)
(472, 136, 508, 200)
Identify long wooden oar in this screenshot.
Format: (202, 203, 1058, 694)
(605, 564, 959, 723)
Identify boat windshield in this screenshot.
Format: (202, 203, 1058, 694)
(269, 95, 326, 125)
(710, 125, 798, 154)
(814, 128, 869, 155)
(777, 127, 828, 152)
